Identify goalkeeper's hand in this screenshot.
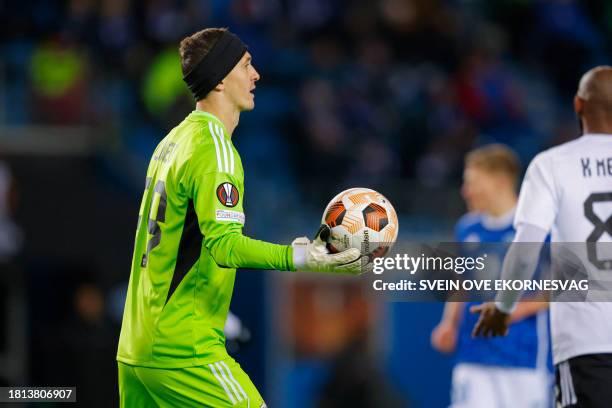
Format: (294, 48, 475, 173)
(292, 225, 363, 274)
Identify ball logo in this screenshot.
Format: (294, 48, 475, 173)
(216, 183, 239, 207)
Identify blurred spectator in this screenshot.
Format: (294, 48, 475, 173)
(51, 282, 118, 407)
(316, 338, 406, 408)
(98, 0, 133, 55)
(29, 39, 88, 124)
(142, 47, 192, 123)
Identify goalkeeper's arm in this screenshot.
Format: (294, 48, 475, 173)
(190, 169, 361, 274)
(204, 224, 362, 274)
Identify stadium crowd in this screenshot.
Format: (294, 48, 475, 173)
(3, 0, 610, 207)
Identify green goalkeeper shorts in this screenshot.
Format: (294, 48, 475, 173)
(118, 358, 266, 407)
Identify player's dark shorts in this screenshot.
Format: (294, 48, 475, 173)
(555, 353, 612, 408)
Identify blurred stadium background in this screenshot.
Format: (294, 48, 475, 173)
(0, 0, 610, 406)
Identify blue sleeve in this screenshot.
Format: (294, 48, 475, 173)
(454, 214, 473, 242)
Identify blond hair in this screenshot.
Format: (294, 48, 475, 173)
(465, 144, 520, 186)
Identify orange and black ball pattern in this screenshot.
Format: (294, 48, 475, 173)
(362, 203, 389, 231)
(324, 201, 346, 227)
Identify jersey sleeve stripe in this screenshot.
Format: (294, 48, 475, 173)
(214, 362, 242, 402)
(560, 361, 569, 406)
(565, 361, 578, 405)
(220, 361, 248, 401)
(215, 124, 230, 173)
(208, 122, 224, 172)
(208, 363, 237, 404)
(227, 137, 235, 174)
(219, 124, 234, 174)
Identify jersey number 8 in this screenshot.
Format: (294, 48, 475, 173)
(584, 192, 612, 271)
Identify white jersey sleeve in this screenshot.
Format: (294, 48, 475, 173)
(514, 152, 558, 232)
(495, 224, 548, 313)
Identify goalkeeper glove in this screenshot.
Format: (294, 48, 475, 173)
(291, 225, 363, 274)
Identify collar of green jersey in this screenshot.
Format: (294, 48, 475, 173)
(189, 110, 230, 140)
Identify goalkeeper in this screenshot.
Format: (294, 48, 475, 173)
(116, 28, 362, 408)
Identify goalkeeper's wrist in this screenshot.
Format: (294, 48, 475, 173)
(287, 245, 297, 272)
(291, 239, 308, 271)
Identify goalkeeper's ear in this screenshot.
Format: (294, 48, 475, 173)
(314, 224, 331, 244)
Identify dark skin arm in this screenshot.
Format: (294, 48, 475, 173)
(470, 302, 511, 338)
(471, 292, 549, 338)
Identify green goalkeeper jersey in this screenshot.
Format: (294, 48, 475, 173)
(117, 110, 293, 368)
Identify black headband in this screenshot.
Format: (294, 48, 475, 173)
(183, 31, 247, 101)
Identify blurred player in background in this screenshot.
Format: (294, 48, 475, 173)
(473, 66, 612, 408)
(117, 28, 363, 408)
(431, 144, 551, 407)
